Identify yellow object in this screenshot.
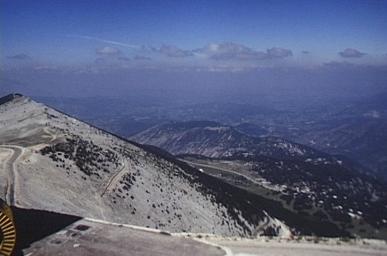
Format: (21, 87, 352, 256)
(0, 199, 16, 256)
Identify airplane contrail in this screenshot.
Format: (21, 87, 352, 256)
(66, 35, 140, 49)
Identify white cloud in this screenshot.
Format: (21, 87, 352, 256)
(194, 43, 293, 61)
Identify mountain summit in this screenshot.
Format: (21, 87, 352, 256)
(0, 94, 292, 237)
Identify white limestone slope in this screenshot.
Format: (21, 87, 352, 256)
(0, 95, 280, 236)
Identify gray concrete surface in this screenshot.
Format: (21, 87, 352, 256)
(200, 236, 387, 256)
(23, 219, 226, 256)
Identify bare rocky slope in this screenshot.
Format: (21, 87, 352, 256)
(0, 93, 293, 237)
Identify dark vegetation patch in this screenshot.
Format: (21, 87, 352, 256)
(251, 156, 387, 229)
(40, 136, 118, 178)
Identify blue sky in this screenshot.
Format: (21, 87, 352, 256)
(1, 0, 387, 67)
(1, 0, 387, 98)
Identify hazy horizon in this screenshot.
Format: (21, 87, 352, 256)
(1, 0, 387, 105)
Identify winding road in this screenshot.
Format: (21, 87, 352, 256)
(0, 145, 24, 206)
(0, 127, 55, 206)
(183, 159, 286, 194)
(100, 161, 127, 197)
(183, 160, 262, 185)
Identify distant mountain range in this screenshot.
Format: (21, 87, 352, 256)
(131, 121, 354, 164)
(289, 117, 387, 180)
(132, 121, 387, 239)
